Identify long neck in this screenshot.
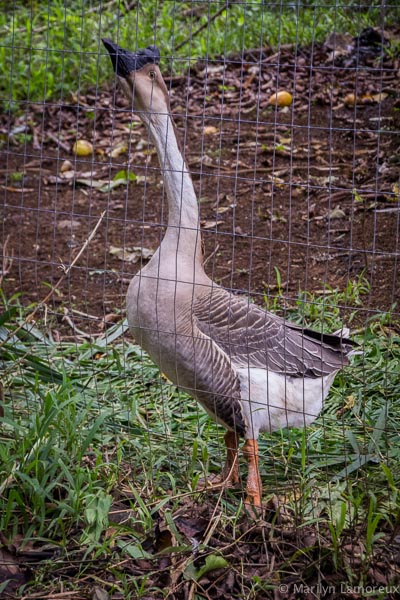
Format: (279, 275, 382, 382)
(148, 112, 202, 260)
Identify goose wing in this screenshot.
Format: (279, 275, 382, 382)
(193, 287, 355, 378)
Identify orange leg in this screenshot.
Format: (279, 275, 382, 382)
(221, 430, 240, 484)
(197, 430, 240, 489)
(242, 439, 263, 509)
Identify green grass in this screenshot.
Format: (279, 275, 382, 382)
(1, 280, 399, 595)
(1, 0, 399, 111)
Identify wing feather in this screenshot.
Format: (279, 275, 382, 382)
(193, 287, 355, 378)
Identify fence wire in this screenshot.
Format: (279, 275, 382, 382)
(1, 1, 400, 598)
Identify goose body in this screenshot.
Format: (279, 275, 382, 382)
(128, 269, 344, 440)
(103, 39, 356, 508)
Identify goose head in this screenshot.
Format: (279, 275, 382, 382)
(102, 39, 168, 125)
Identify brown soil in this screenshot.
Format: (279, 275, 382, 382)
(1, 41, 399, 336)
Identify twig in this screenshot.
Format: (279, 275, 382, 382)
(375, 206, 400, 213)
(0, 185, 35, 193)
(69, 307, 102, 321)
(0, 211, 106, 349)
(175, 1, 231, 51)
(0, 235, 13, 286)
(122, 0, 137, 12)
(62, 308, 93, 340)
(21, 592, 83, 599)
(203, 243, 220, 267)
(46, 130, 71, 153)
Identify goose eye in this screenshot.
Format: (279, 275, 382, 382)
(149, 70, 156, 80)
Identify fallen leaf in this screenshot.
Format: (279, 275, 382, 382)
(185, 554, 228, 582)
(76, 170, 136, 193)
(57, 220, 81, 230)
(60, 160, 74, 172)
(324, 31, 353, 56)
(201, 155, 214, 166)
(116, 539, 152, 560)
(75, 178, 106, 189)
(329, 207, 346, 219)
(175, 516, 208, 539)
(203, 126, 219, 135)
(135, 175, 147, 183)
(109, 245, 153, 263)
(361, 93, 374, 104)
(384, 182, 399, 202)
(154, 528, 174, 553)
(92, 586, 110, 600)
(109, 140, 128, 158)
(201, 220, 218, 229)
(0, 547, 30, 595)
(59, 170, 75, 181)
(314, 175, 340, 186)
(103, 313, 121, 324)
(371, 92, 388, 103)
(199, 65, 225, 76)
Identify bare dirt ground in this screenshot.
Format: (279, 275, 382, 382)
(1, 32, 400, 599)
(1, 34, 399, 338)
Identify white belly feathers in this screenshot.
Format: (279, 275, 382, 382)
(237, 368, 336, 439)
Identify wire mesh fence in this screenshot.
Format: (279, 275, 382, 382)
(1, 1, 400, 598)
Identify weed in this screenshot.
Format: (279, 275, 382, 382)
(1, 276, 399, 594)
(1, 1, 399, 111)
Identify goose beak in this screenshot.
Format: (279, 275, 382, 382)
(102, 38, 160, 78)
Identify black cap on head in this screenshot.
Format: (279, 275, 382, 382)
(102, 39, 160, 78)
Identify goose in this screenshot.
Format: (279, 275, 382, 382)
(103, 39, 356, 509)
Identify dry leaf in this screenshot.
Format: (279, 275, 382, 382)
(60, 160, 73, 172)
(60, 170, 75, 181)
(203, 126, 219, 135)
(371, 92, 388, 103)
(201, 220, 218, 229)
(0, 547, 30, 596)
(109, 140, 128, 158)
(329, 207, 346, 219)
(361, 93, 374, 104)
(76, 178, 106, 189)
(57, 220, 81, 230)
(76, 170, 135, 193)
(201, 155, 214, 166)
(385, 182, 399, 202)
(199, 65, 225, 76)
(92, 586, 110, 600)
(109, 245, 153, 263)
